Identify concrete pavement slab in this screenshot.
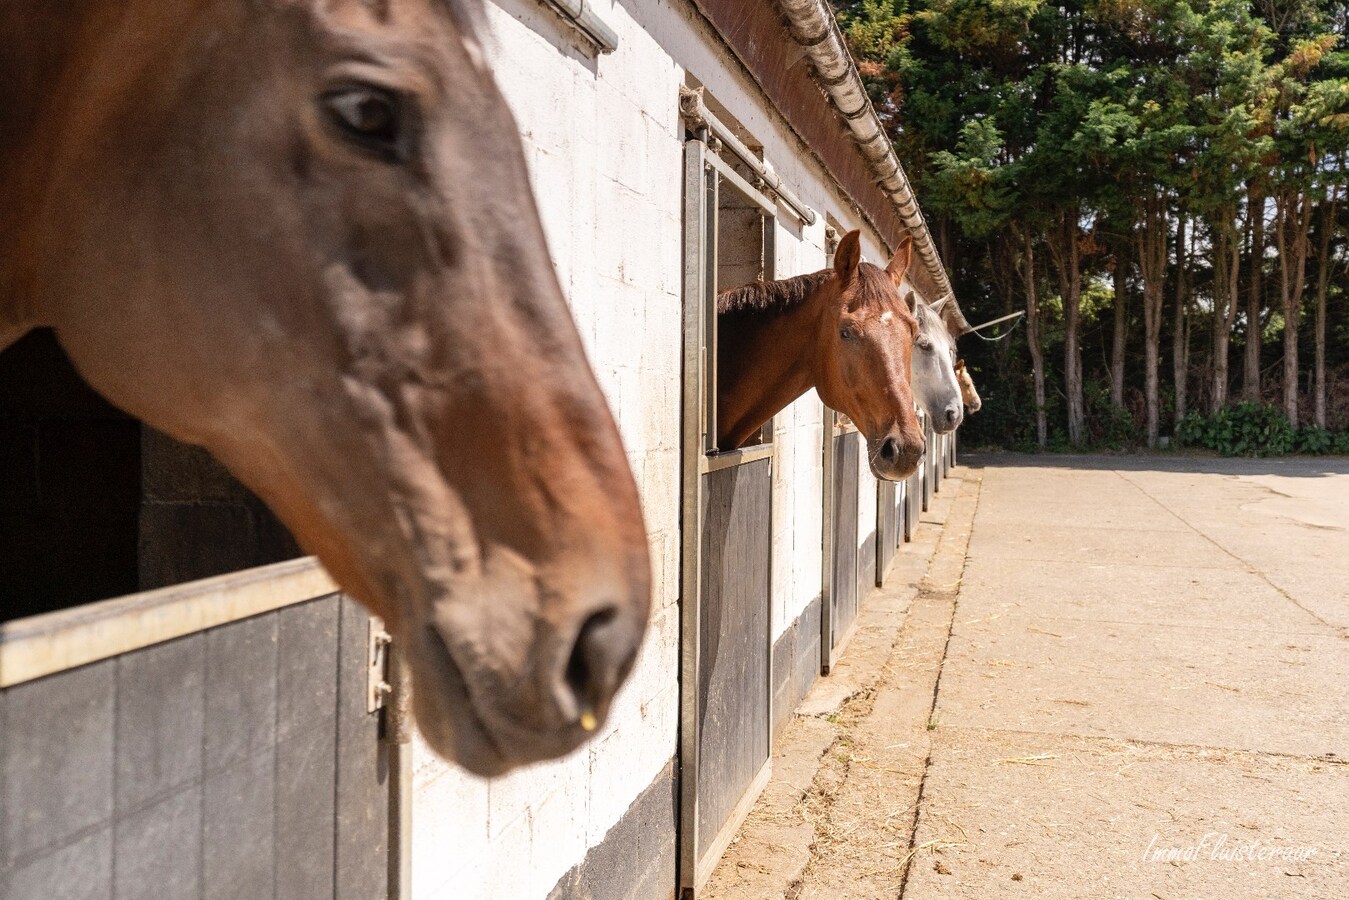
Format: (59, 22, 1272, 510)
(936, 612, 1349, 757)
(971, 498, 1194, 533)
(903, 729, 1348, 900)
(701, 454, 1348, 900)
(967, 523, 1243, 570)
(957, 558, 1326, 632)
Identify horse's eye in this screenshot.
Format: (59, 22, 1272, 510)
(322, 86, 405, 159)
(840, 326, 859, 342)
(917, 336, 934, 352)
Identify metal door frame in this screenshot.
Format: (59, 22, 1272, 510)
(895, 478, 908, 547)
(678, 128, 782, 898)
(904, 410, 927, 538)
(876, 476, 897, 587)
(920, 411, 933, 512)
(820, 414, 862, 675)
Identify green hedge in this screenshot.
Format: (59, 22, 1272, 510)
(1174, 403, 1349, 457)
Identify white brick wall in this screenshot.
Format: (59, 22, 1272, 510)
(858, 449, 879, 554)
(769, 221, 829, 640)
(413, 1, 905, 895)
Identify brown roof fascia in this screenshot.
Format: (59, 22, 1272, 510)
(688, 0, 966, 331)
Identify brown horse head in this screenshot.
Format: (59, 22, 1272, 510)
(955, 359, 983, 413)
(1, 0, 649, 776)
(815, 231, 926, 479)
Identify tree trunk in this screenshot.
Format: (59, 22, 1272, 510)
(1211, 214, 1242, 412)
(1048, 208, 1085, 444)
(1244, 186, 1264, 401)
(1111, 246, 1128, 408)
(1275, 190, 1313, 425)
(990, 234, 1021, 383)
(1137, 196, 1169, 447)
(1313, 186, 1338, 428)
(937, 216, 952, 266)
(1173, 214, 1190, 426)
(1020, 229, 1048, 448)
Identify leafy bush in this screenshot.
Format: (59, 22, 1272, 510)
(1334, 431, 1349, 455)
(1083, 381, 1141, 450)
(1174, 403, 1294, 457)
(1293, 425, 1333, 455)
(1173, 411, 1209, 447)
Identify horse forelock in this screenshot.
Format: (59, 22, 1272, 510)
(851, 263, 917, 333)
(914, 297, 949, 342)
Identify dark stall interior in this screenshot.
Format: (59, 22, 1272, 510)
(0, 329, 299, 622)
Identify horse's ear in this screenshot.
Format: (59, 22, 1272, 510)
(834, 230, 862, 287)
(955, 358, 966, 372)
(886, 236, 914, 287)
(903, 289, 919, 315)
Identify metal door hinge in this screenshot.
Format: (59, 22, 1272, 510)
(368, 618, 393, 714)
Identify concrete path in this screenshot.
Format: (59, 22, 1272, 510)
(704, 454, 1349, 900)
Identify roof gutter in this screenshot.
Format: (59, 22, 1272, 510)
(542, 0, 619, 54)
(776, 0, 968, 332)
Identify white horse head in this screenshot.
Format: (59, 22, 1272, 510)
(907, 292, 964, 434)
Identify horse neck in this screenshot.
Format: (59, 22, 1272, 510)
(0, 2, 99, 330)
(1, 1, 191, 332)
(715, 290, 827, 450)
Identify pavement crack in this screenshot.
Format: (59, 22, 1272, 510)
(896, 474, 982, 900)
(1112, 469, 1339, 634)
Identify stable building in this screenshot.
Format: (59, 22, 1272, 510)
(0, 1, 961, 898)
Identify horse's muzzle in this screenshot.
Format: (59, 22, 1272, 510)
(871, 430, 925, 481)
(412, 574, 647, 777)
(934, 403, 963, 434)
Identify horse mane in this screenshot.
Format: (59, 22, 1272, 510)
(717, 271, 834, 317)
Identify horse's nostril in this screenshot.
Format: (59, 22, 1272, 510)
(945, 407, 960, 427)
(880, 437, 899, 463)
(564, 607, 628, 729)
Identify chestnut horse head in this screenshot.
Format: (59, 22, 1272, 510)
(816, 233, 927, 478)
(955, 359, 982, 413)
(715, 230, 925, 479)
(0, 0, 649, 776)
(908, 294, 965, 433)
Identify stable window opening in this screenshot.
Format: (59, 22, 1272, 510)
(0, 329, 300, 624)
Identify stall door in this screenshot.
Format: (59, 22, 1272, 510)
(0, 571, 394, 900)
(678, 131, 779, 897)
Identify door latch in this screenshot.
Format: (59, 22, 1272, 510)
(368, 617, 393, 714)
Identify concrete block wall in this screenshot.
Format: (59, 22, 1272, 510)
(412, 2, 908, 896)
(138, 428, 299, 592)
(858, 445, 879, 554)
(412, 3, 683, 896)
